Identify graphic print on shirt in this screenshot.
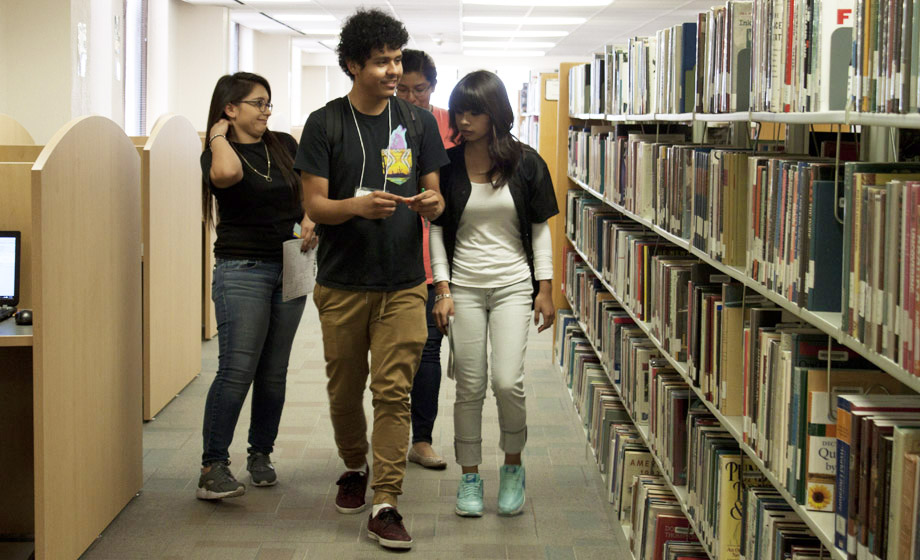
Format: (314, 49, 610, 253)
(381, 125, 412, 185)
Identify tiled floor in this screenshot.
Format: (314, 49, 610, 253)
(75, 298, 630, 559)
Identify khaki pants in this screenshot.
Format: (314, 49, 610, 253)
(313, 282, 428, 506)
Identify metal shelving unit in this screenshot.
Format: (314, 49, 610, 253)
(564, 232, 847, 560)
(568, 109, 920, 129)
(562, 292, 714, 560)
(567, 175, 920, 395)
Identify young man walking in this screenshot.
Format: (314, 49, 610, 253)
(294, 8, 448, 551)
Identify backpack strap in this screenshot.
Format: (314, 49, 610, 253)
(324, 96, 347, 165)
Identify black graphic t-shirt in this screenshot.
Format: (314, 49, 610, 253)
(294, 98, 448, 291)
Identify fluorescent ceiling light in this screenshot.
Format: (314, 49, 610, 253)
(464, 0, 609, 4)
(267, 13, 335, 22)
(243, 0, 312, 3)
(295, 28, 340, 35)
(319, 39, 338, 49)
(463, 40, 556, 48)
(463, 16, 586, 25)
(463, 49, 545, 57)
(463, 29, 569, 37)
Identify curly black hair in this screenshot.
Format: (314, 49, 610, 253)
(401, 49, 437, 85)
(337, 8, 409, 80)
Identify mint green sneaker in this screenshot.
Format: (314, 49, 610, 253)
(497, 465, 525, 516)
(455, 473, 484, 517)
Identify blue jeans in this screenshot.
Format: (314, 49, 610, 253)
(202, 258, 306, 466)
(410, 284, 444, 444)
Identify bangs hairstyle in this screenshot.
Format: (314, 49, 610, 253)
(202, 72, 301, 228)
(448, 70, 522, 188)
(336, 8, 408, 79)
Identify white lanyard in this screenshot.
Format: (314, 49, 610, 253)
(347, 96, 392, 191)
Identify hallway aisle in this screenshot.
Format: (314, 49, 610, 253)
(80, 299, 630, 559)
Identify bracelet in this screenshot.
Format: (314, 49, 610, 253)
(208, 133, 227, 147)
(434, 293, 452, 302)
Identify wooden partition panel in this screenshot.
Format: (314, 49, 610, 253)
(203, 220, 217, 339)
(551, 63, 577, 313)
(0, 162, 34, 308)
(201, 134, 217, 340)
(31, 116, 142, 560)
(0, 145, 43, 162)
(142, 114, 202, 419)
(0, 114, 34, 144)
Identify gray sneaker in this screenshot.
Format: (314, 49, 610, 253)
(247, 452, 277, 487)
(196, 462, 245, 500)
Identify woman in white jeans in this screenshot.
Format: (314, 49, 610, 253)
(429, 70, 557, 518)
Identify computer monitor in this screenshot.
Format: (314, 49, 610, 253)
(0, 231, 21, 307)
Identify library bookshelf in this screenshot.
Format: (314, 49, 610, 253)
(554, 64, 920, 560)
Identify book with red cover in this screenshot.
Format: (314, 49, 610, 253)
(653, 513, 696, 560)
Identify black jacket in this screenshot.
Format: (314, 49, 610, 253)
(433, 142, 559, 298)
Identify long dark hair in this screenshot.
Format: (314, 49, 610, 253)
(448, 70, 522, 188)
(202, 72, 300, 227)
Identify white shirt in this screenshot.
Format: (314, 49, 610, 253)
(430, 180, 553, 287)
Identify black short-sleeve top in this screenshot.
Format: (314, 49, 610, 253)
(200, 132, 303, 262)
(293, 98, 449, 291)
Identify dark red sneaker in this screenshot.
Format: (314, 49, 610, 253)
(367, 507, 413, 549)
(335, 469, 368, 513)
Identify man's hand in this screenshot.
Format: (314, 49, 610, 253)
(299, 216, 318, 252)
(403, 189, 444, 221)
(351, 190, 401, 220)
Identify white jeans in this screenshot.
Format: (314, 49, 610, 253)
(451, 279, 533, 467)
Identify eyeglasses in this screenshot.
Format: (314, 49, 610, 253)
(240, 99, 273, 113)
(396, 83, 431, 97)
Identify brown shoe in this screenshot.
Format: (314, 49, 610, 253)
(367, 507, 413, 549)
(335, 469, 368, 514)
(407, 445, 448, 470)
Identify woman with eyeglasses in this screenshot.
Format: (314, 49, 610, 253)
(395, 49, 456, 470)
(197, 72, 318, 500)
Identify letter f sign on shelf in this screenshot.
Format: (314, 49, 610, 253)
(837, 9, 852, 25)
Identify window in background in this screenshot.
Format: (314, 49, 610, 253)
(229, 22, 239, 74)
(124, 0, 147, 136)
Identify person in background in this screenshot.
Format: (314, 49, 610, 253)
(295, 8, 448, 550)
(430, 70, 557, 518)
(396, 49, 456, 470)
(198, 72, 317, 500)
(397, 49, 454, 149)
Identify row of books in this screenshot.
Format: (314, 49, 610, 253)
(557, 267, 833, 560)
(850, 0, 920, 113)
(567, 128, 920, 377)
(564, 214, 920, 559)
(568, 0, 870, 116)
(556, 311, 707, 560)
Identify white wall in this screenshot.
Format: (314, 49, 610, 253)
(0, 0, 73, 143)
(252, 32, 291, 133)
(298, 53, 353, 123)
(71, 0, 127, 130)
(164, 0, 229, 133)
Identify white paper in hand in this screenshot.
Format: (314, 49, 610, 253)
(446, 315, 456, 380)
(282, 239, 316, 301)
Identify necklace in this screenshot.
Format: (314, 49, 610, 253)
(232, 141, 272, 182)
(347, 95, 392, 190)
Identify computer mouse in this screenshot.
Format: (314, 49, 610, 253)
(14, 309, 32, 325)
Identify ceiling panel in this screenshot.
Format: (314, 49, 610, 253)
(185, 0, 729, 57)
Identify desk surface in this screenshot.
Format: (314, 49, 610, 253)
(0, 319, 32, 346)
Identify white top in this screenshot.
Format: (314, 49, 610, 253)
(430, 180, 553, 288)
